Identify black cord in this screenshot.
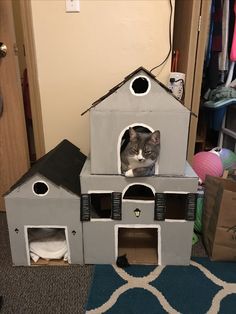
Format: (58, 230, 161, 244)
(170, 78, 184, 83)
(150, 0, 173, 73)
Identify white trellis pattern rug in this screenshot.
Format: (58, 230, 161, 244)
(85, 258, 236, 314)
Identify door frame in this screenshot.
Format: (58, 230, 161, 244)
(19, 0, 45, 159)
(24, 225, 71, 266)
(114, 224, 162, 265)
(187, 0, 211, 161)
(173, 0, 211, 162)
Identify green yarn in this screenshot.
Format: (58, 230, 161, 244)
(194, 190, 204, 233)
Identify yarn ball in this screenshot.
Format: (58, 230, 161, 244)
(194, 190, 204, 233)
(211, 147, 236, 172)
(192, 151, 224, 183)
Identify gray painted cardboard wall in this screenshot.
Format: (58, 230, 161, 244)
(81, 159, 198, 194)
(83, 218, 194, 266)
(5, 175, 83, 266)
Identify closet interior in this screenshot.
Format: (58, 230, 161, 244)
(173, 0, 236, 161)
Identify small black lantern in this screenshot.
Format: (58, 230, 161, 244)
(134, 208, 141, 218)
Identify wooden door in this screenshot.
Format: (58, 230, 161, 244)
(0, 0, 29, 210)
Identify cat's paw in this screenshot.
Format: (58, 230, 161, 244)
(125, 169, 134, 177)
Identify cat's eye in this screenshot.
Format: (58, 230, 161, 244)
(145, 151, 151, 155)
(130, 148, 138, 154)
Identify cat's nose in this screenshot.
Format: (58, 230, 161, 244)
(138, 157, 144, 162)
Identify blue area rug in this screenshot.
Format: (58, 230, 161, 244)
(85, 258, 236, 314)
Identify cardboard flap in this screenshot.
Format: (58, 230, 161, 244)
(205, 175, 236, 192)
(203, 176, 236, 261)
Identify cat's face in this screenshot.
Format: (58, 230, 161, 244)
(126, 128, 160, 168)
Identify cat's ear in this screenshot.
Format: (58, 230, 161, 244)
(150, 130, 160, 144)
(129, 127, 137, 141)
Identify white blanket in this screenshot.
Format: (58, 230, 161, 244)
(28, 228, 68, 262)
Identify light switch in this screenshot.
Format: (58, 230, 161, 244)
(66, 0, 80, 13)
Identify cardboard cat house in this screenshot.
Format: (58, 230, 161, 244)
(80, 161, 198, 265)
(80, 66, 198, 265)
(5, 67, 198, 267)
(5, 140, 86, 266)
(82, 67, 190, 176)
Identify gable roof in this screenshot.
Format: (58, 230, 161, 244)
(5, 139, 87, 196)
(81, 66, 175, 116)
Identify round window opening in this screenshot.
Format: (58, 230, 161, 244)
(130, 76, 150, 95)
(33, 181, 49, 196)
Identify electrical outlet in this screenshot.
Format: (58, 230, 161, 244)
(66, 0, 80, 13)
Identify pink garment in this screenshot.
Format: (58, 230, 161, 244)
(230, 0, 236, 61)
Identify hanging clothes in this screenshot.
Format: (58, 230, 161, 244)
(201, 0, 236, 132)
(225, 0, 236, 86)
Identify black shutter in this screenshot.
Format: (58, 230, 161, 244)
(154, 193, 166, 220)
(111, 192, 122, 220)
(80, 194, 91, 221)
(185, 193, 197, 221)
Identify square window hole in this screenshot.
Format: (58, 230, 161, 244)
(165, 194, 186, 220)
(91, 193, 112, 218)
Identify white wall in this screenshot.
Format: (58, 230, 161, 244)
(31, 0, 174, 155)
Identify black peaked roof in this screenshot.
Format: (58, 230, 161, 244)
(6, 139, 87, 196)
(81, 66, 174, 116)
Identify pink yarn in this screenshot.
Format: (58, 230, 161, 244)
(230, 0, 236, 61)
(192, 151, 224, 183)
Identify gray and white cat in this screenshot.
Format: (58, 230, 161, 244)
(121, 127, 160, 177)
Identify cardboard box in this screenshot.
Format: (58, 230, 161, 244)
(203, 176, 236, 261)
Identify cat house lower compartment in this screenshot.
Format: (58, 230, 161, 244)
(118, 227, 158, 265)
(27, 227, 69, 266)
